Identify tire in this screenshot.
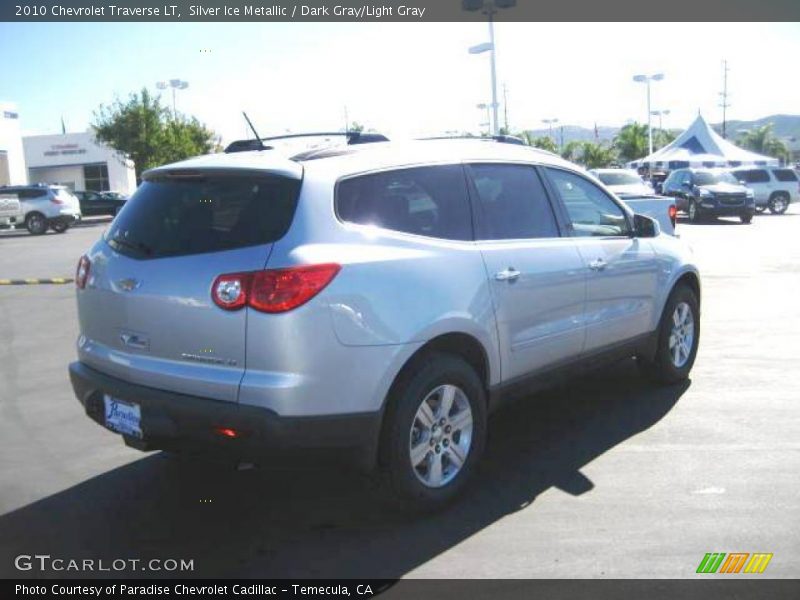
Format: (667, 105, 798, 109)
(740, 214, 753, 224)
(688, 199, 701, 223)
(638, 285, 700, 384)
(51, 220, 69, 233)
(382, 352, 487, 512)
(755, 205, 767, 214)
(768, 193, 789, 215)
(25, 212, 47, 235)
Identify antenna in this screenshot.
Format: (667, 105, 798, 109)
(719, 60, 731, 139)
(242, 111, 263, 146)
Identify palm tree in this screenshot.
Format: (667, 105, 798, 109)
(560, 140, 582, 162)
(520, 131, 559, 153)
(579, 142, 617, 169)
(654, 128, 677, 150)
(614, 122, 649, 162)
(737, 124, 791, 163)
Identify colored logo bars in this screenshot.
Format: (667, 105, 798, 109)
(697, 553, 773, 574)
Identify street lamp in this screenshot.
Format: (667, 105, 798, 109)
(633, 72, 664, 156)
(650, 109, 671, 131)
(156, 79, 189, 117)
(464, 0, 517, 135)
(476, 103, 492, 131)
(542, 118, 559, 142)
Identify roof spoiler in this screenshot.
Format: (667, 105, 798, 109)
(224, 131, 389, 153)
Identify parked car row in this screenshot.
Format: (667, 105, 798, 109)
(0, 184, 128, 235)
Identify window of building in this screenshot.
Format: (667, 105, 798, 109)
(83, 164, 110, 192)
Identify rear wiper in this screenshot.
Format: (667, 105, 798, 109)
(109, 236, 153, 256)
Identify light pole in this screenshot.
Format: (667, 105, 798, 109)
(477, 103, 492, 132)
(650, 109, 670, 132)
(156, 79, 189, 118)
(542, 118, 559, 143)
(633, 73, 664, 156)
(464, 0, 516, 136)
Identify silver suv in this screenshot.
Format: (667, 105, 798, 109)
(69, 137, 701, 510)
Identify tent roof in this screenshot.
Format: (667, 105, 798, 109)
(629, 114, 779, 169)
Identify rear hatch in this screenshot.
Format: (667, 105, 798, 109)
(77, 162, 302, 402)
(0, 191, 22, 220)
(53, 187, 82, 213)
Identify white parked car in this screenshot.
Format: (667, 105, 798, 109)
(728, 167, 800, 214)
(589, 168, 654, 196)
(0, 184, 82, 234)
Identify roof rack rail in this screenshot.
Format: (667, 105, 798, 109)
(416, 134, 528, 146)
(224, 131, 389, 153)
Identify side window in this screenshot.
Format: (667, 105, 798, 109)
(773, 169, 798, 182)
(468, 163, 559, 240)
(545, 168, 631, 237)
(750, 170, 770, 183)
(336, 164, 472, 241)
(19, 189, 47, 199)
(732, 170, 749, 183)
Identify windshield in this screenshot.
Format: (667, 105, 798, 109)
(105, 174, 300, 259)
(694, 171, 738, 186)
(597, 171, 643, 186)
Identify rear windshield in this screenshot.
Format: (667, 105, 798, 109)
(105, 175, 300, 259)
(596, 171, 642, 186)
(773, 169, 798, 182)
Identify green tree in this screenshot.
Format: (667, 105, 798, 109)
(614, 122, 649, 162)
(737, 124, 791, 163)
(520, 131, 559, 153)
(92, 88, 219, 181)
(560, 140, 582, 162)
(578, 141, 617, 168)
(654, 128, 677, 150)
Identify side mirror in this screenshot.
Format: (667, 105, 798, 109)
(633, 213, 660, 238)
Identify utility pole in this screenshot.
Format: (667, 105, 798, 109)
(502, 83, 509, 133)
(719, 60, 731, 139)
(344, 105, 349, 133)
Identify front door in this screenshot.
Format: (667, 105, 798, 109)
(543, 167, 660, 353)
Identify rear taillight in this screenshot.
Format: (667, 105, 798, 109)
(668, 204, 677, 228)
(211, 264, 340, 313)
(76, 255, 91, 289)
(51, 194, 64, 204)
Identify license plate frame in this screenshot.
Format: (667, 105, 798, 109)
(103, 395, 143, 439)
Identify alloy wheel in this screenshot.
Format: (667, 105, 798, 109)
(408, 384, 473, 488)
(669, 301, 695, 368)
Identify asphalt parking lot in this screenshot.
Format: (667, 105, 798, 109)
(0, 211, 798, 579)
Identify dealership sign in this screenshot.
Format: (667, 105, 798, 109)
(43, 143, 87, 157)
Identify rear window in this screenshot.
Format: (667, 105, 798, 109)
(336, 164, 472, 241)
(773, 169, 798, 182)
(105, 175, 300, 259)
(733, 169, 769, 183)
(596, 171, 642, 186)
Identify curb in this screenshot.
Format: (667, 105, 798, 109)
(0, 278, 74, 285)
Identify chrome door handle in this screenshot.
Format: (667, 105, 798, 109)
(494, 268, 520, 282)
(588, 258, 607, 271)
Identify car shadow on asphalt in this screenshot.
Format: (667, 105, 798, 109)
(0, 359, 688, 579)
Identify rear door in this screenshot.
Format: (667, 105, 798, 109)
(77, 170, 302, 402)
(543, 167, 660, 353)
(469, 163, 586, 381)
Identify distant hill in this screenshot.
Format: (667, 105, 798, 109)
(522, 114, 800, 151)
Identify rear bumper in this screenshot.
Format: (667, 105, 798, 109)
(69, 361, 382, 469)
(698, 204, 754, 217)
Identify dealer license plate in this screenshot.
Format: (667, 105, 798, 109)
(103, 395, 142, 438)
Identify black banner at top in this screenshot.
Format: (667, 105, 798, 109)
(3, 0, 800, 22)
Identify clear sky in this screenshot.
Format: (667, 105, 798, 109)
(2, 22, 799, 143)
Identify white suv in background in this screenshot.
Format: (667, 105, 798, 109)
(0, 184, 82, 234)
(728, 167, 800, 214)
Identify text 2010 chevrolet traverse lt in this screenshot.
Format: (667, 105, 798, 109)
(70, 138, 701, 510)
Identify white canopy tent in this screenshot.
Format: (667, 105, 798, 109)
(628, 114, 779, 170)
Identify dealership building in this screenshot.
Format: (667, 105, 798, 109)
(0, 102, 27, 186)
(23, 131, 137, 194)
